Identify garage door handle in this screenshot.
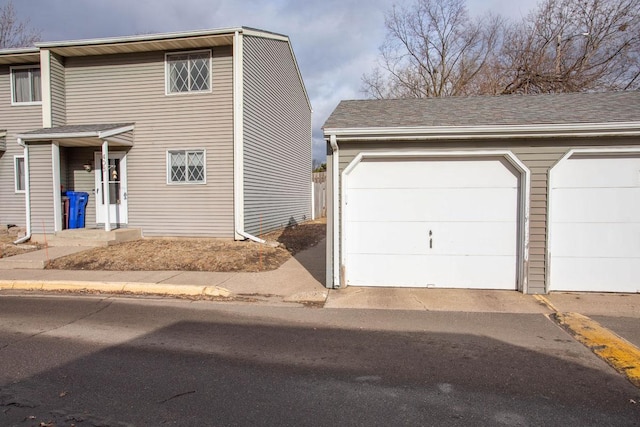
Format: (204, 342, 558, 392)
(429, 230, 433, 249)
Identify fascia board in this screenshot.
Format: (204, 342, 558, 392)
(324, 122, 640, 140)
(35, 27, 243, 48)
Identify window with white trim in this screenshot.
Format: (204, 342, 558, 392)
(14, 155, 25, 193)
(165, 50, 211, 94)
(167, 150, 206, 184)
(11, 66, 41, 104)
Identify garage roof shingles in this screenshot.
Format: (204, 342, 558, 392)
(323, 91, 640, 129)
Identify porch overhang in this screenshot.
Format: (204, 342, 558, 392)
(16, 123, 135, 147)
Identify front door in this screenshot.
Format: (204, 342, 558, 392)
(94, 152, 128, 225)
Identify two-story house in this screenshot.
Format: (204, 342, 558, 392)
(0, 27, 312, 242)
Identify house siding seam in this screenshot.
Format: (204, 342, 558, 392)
(63, 48, 235, 237)
(242, 35, 311, 235)
(27, 142, 55, 234)
(50, 53, 66, 127)
(0, 65, 43, 227)
(336, 138, 640, 293)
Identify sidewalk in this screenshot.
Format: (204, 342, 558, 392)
(0, 239, 329, 305)
(1, 239, 640, 315)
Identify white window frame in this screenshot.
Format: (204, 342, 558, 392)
(10, 65, 42, 106)
(164, 50, 212, 95)
(166, 149, 207, 185)
(14, 155, 26, 193)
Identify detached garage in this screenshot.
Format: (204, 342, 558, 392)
(323, 92, 640, 294)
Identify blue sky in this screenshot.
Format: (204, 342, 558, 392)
(9, 0, 538, 164)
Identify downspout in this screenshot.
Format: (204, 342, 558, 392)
(230, 30, 265, 246)
(14, 138, 32, 244)
(329, 134, 340, 288)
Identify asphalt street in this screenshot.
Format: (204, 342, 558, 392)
(0, 295, 639, 426)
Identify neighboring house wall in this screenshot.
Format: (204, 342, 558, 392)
(242, 35, 312, 234)
(49, 53, 66, 127)
(0, 65, 43, 227)
(28, 142, 55, 234)
(63, 47, 235, 237)
(336, 138, 640, 294)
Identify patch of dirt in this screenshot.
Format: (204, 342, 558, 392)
(0, 227, 43, 258)
(46, 218, 326, 272)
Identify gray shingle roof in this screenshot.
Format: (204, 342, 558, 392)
(323, 91, 640, 130)
(20, 123, 134, 135)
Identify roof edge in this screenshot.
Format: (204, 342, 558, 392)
(35, 27, 286, 49)
(324, 122, 640, 140)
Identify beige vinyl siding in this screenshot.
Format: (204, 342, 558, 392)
(337, 138, 640, 293)
(64, 48, 234, 237)
(50, 53, 66, 127)
(27, 142, 55, 234)
(242, 36, 312, 235)
(0, 65, 43, 227)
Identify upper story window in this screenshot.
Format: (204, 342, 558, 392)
(11, 66, 42, 105)
(165, 50, 211, 94)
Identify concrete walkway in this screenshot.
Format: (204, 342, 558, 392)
(1, 239, 640, 314)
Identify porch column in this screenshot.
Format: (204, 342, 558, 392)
(101, 140, 111, 232)
(52, 141, 62, 232)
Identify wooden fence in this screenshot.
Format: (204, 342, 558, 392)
(312, 172, 326, 219)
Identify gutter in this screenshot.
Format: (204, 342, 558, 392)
(13, 138, 32, 244)
(323, 122, 640, 141)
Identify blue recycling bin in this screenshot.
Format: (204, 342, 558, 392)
(66, 191, 89, 229)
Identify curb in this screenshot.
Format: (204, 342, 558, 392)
(551, 312, 640, 388)
(0, 280, 232, 298)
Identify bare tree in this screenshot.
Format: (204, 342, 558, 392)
(499, 0, 640, 94)
(362, 0, 503, 98)
(0, 0, 40, 48)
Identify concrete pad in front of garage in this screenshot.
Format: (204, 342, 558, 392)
(546, 292, 640, 317)
(325, 287, 550, 313)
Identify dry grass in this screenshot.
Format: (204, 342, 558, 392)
(46, 218, 326, 272)
(0, 227, 43, 258)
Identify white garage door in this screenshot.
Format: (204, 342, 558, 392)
(344, 156, 520, 289)
(549, 153, 640, 293)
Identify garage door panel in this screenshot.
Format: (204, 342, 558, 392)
(347, 221, 517, 256)
(346, 254, 516, 289)
(347, 188, 518, 222)
(549, 154, 640, 292)
(345, 156, 520, 290)
(552, 156, 640, 188)
(551, 222, 640, 257)
(552, 188, 640, 223)
(550, 257, 640, 293)
(350, 158, 519, 189)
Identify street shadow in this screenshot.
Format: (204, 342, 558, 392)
(1, 309, 638, 426)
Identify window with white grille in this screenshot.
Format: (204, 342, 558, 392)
(167, 150, 206, 184)
(165, 50, 211, 94)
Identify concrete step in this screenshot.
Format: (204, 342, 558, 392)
(0, 246, 90, 270)
(32, 228, 142, 247)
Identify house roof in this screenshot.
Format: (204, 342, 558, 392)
(0, 47, 40, 65)
(323, 91, 640, 140)
(34, 27, 287, 57)
(17, 123, 135, 147)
